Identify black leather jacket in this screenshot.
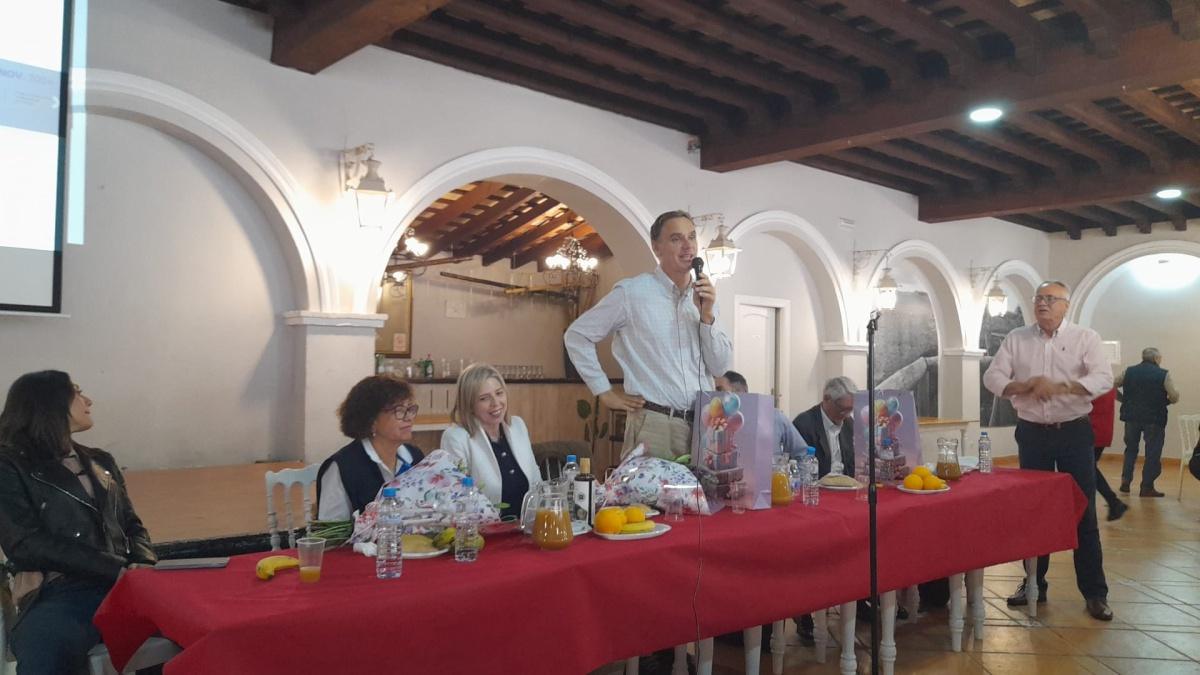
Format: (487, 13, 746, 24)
(0, 443, 156, 590)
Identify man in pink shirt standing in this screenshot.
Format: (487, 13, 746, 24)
(983, 280, 1114, 622)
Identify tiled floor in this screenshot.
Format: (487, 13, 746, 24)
(701, 457, 1200, 674)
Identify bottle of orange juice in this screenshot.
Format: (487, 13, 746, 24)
(771, 455, 793, 506)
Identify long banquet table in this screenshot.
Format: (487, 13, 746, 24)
(96, 468, 1085, 675)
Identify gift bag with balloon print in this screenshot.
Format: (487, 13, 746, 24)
(852, 390, 921, 484)
(691, 391, 776, 512)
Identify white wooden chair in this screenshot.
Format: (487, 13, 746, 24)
(265, 463, 320, 550)
(1176, 414, 1199, 500)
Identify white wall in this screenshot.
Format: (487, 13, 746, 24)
(0, 0, 1058, 469)
(0, 116, 298, 469)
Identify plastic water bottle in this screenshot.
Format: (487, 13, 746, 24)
(978, 432, 993, 474)
(561, 454, 580, 518)
(375, 487, 403, 579)
(788, 459, 802, 496)
(454, 477, 482, 563)
(803, 446, 820, 507)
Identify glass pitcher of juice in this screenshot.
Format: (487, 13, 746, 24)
(936, 437, 963, 481)
(771, 455, 794, 506)
(532, 492, 574, 550)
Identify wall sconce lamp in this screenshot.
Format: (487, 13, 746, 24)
(875, 267, 899, 310)
(341, 144, 392, 228)
(985, 282, 1008, 317)
(703, 224, 741, 279)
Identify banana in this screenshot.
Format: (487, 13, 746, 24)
(255, 555, 299, 580)
(432, 528, 455, 550)
(401, 534, 437, 553)
(619, 521, 655, 534)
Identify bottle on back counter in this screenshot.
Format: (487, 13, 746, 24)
(375, 487, 403, 579)
(573, 457, 597, 526)
(454, 477, 483, 563)
(977, 432, 993, 474)
(803, 446, 820, 506)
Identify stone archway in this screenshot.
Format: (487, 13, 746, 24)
(1070, 240, 1200, 328)
(980, 259, 1042, 332)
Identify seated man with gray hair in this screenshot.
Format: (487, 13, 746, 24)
(792, 376, 858, 478)
(715, 370, 807, 460)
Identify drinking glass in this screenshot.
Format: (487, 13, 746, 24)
(662, 486, 687, 522)
(727, 481, 746, 514)
(297, 537, 325, 583)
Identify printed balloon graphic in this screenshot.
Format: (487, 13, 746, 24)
(886, 397, 900, 414)
(724, 411, 744, 434)
(887, 411, 904, 435)
(722, 394, 741, 417)
(708, 397, 725, 420)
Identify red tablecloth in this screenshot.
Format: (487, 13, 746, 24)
(95, 468, 1085, 675)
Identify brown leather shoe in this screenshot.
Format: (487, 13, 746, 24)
(1086, 598, 1113, 621)
(1140, 487, 1165, 497)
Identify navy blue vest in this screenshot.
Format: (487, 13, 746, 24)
(316, 440, 424, 516)
(1119, 362, 1169, 426)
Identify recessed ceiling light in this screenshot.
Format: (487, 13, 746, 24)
(968, 106, 1003, 123)
(1156, 187, 1183, 199)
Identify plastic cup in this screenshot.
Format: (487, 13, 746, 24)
(728, 481, 746, 514)
(855, 479, 869, 503)
(663, 486, 686, 522)
(297, 537, 325, 583)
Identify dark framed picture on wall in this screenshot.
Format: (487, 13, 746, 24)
(375, 275, 414, 357)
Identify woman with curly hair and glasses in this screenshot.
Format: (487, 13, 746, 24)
(317, 375, 424, 520)
(0, 370, 156, 674)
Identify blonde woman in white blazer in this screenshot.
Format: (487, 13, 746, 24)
(440, 363, 541, 517)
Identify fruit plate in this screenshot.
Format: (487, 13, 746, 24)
(593, 522, 672, 541)
(897, 485, 950, 495)
(403, 548, 448, 559)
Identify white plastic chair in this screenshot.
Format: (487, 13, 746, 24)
(1177, 414, 1199, 500)
(265, 463, 320, 550)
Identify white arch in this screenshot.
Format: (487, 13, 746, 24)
(728, 210, 852, 344)
(366, 147, 657, 311)
(865, 239, 970, 351)
(981, 259, 1042, 331)
(82, 69, 324, 310)
(1071, 240, 1200, 327)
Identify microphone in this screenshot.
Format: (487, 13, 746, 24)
(691, 257, 705, 281)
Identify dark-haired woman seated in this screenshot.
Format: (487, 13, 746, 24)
(0, 371, 156, 675)
(317, 375, 424, 520)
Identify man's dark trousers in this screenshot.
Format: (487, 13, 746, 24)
(1015, 417, 1108, 601)
(1122, 422, 1165, 489)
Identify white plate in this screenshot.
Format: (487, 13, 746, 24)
(897, 485, 950, 495)
(593, 522, 672, 541)
(403, 548, 448, 559)
(820, 483, 861, 492)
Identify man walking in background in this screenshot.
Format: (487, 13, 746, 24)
(984, 280, 1114, 621)
(1116, 347, 1180, 498)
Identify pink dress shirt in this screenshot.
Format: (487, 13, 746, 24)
(983, 321, 1114, 425)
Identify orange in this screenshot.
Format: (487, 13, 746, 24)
(922, 475, 943, 491)
(623, 505, 647, 524)
(903, 474, 925, 491)
(912, 466, 933, 479)
(595, 507, 627, 534)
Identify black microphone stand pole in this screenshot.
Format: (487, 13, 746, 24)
(866, 309, 881, 675)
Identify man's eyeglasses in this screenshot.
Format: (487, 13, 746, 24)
(1032, 295, 1067, 305)
(388, 404, 420, 421)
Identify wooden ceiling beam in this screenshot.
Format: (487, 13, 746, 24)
(1055, 0, 1123, 57)
(919, 159, 1200, 221)
(913, 133, 1030, 179)
(427, 188, 537, 258)
(1138, 198, 1190, 230)
(1076, 205, 1124, 235)
(830, 0, 981, 79)
(518, 0, 813, 111)
(386, 37, 701, 134)
(868, 141, 992, 185)
(442, 1, 766, 119)
(1098, 201, 1155, 232)
(1008, 113, 1124, 169)
(833, 149, 955, 191)
(271, 0, 452, 73)
(1171, 0, 1200, 40)
(401, 20, 727, 126)
(701, 23, 1200, 171)
(409, 181, 504, 240)
(722, 0, 920, 88)
(455, 197, 561, 258)
(1003, 214, 1059, 234)
(1121, 89, 1200, 146)
(1030, 210, 1091, 239)
(953, 124, 1075, 175)
(480, 210, 577, 266)
(1052, 102, 1174, 167)
(798, 157, 930, 194)
(578, 233, 613, 258)
(631, 2, 864, 95)
(950, 0, 1049, 72)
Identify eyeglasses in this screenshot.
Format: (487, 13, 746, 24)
(1032, 295, 1067, 305)
(388, 403, 420, 421)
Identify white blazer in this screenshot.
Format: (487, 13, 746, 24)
(440, 416, 542, 505)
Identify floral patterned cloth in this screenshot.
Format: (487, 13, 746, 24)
(598, 444, 710, 514)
